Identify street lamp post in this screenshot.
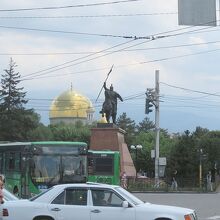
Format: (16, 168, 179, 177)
(130, 145, 143, 178)
(199, 148, 203, 188)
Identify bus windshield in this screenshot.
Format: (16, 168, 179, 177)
(30, 155, 87, 186)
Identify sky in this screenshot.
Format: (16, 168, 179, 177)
(1, 0, 220, 133)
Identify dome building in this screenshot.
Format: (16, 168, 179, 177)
(49, 89, 95, 125)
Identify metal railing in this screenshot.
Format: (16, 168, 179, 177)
(127, 176, 220, 192)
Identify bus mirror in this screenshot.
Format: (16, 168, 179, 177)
(78, 146, 87, 155)
(31, 146, 43, 155)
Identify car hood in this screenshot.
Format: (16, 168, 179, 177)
(138, 202, 194, 215)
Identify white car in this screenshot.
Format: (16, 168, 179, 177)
(1, 183, 197, 220)
(0, 189, 18, 220)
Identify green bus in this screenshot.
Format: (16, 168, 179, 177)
(87, 150, 120, 185)
(0, 141, 87, 198)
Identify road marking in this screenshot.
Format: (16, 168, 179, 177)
(207, 216, 220, 219)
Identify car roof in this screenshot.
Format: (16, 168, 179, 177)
(53, 182, 119, 189)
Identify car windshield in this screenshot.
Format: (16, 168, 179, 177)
(115, 186, 144, 205)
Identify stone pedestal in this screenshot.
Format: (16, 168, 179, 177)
(90, 123, 136, 177)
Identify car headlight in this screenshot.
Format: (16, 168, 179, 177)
(184, 212, 198, 220)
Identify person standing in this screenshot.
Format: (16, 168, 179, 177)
(171, 170, 178, 190)
(120, 171, 128, 189)
(206, 171, 213, 191)
(0, 175, 4, 204)
(13, 185, 19, 197)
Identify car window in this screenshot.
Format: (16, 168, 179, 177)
(51, 188, 88, 205)
(91, 189, 124, 207)
(65, 188, 87, 206)
(51, 191, 65, 204)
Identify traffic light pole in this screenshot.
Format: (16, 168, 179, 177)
(154, 70, 160, 185)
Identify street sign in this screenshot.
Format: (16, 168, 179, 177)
(151, 150, 155, 159)
(159, 157, 167, 166)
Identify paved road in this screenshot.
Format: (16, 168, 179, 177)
(133, 192, 220, 220)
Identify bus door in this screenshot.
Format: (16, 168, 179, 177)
(4, 151, 26, 198)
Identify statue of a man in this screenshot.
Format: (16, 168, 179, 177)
(100, 82, 123, 124)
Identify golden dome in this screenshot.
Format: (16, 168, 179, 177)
(49, 90, 94, 119)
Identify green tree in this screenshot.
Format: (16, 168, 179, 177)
(27, 123, 54, 141)
(0, 59, 40, 141)
(167, 130, 198, 186)
(193, 126, 209, 138)
(132, 130, 175, 178)
(50, 123, 91, 143)
(116, 112, 136, 146)
(199, 131, 220, 175)
(132, 131, 155, 177)
(136, 117, 155, 132)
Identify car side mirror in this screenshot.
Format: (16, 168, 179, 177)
(122, 201, 129, 208)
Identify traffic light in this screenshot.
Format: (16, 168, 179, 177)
(145, 98, 153, 114)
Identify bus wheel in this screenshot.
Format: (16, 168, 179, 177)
(33, 216, 54, 220)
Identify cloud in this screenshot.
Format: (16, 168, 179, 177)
(0, 0, 220, 132)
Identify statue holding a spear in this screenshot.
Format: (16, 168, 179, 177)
(96, 65, 123, 124)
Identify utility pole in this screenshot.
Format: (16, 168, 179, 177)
(154, 70, 160, 184)
(145, 70, 160, 184)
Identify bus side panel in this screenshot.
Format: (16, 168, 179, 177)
(88, 151, 120, 185)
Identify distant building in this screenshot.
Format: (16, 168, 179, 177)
(49, 88, 95, 125)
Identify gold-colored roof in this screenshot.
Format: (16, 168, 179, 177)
(49, 90, 94, 119)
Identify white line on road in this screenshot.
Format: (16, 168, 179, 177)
(207, 216, 220, 219)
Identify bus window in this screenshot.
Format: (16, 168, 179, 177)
(88, 157, 94, 175)
(30, 155, 60, 186)
(88, 151, 120, 185)
(6, 152, 20, 171)
(96, 157, 113, 174)
(93, 156, 113, 175)
(61, 156, 86, 183)
(0, 153, 3, 173)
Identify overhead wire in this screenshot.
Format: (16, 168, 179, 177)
(0, 0, 141, 12)
(2, 39, 220, 56)
(0, 19, 218, 40)
(0, 25, 149, 39)
(19, 44, 220, 81)
(19, 19, 220, 80)
(139, 48, 220, 65)
(22, 81, 220, 113)
(24, 91, 145, 113)
(0, 10, 218, 87)
(20, 38, 138, 80)
(160, 82, 220, 98)
(1, 5, 219, 117)
(0, 12, 177, 19)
